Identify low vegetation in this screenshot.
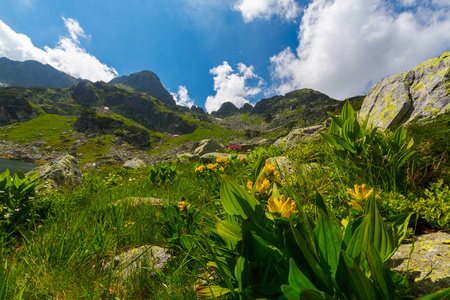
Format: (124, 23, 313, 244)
(0, 102, 449, 299)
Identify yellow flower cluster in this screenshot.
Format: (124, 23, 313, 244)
(348, 184, 378, 210)
(264, 161, 280, 182)
(267, 195, 297, 218)
(246, 161, 280, 199)
(177, 200, 192, 211)
(195, 165, 206, 173)
(195, 156, 230, 174)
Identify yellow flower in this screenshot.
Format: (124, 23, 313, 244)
(348, 184, 373, 201)
(195, 165, 206, 173)
(264, 161, 280, 182)
(255, 177, 270, 196)
(178, 200, 192, 211)
(206, 163, 219, 172)
(240, 156, 248, 163)
(216, 156, 229, 164)
(219, 166, 225, 172)
(246, 180, 253, 193)
(267, 195, 297, 218)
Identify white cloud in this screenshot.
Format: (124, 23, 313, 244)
(171, 86, 195, 108)
(233, 0, 300, 22)
(205, 61, 264, 113)
(270, 0, 450, 99)
(0, 17, 117, 82)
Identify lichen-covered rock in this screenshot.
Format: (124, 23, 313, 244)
(200, 153, 231, 163)
(388, 231, 450, 296)
(283, 125, 325, 151)
(267, 156, 296, 181)
(360, 52, 450, 129)
(105, 245, 171, 280)
(192, 139, 225, 156)
(123, 158, 146, 169)
(31, 155, 83, 190)
(112, 197, 164, 207)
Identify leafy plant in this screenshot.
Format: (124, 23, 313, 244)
(149, 161, 178, 185)
(0, 170, 40, 237)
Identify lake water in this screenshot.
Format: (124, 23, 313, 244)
(0, 157, 38, 174)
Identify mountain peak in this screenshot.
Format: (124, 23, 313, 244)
(0, 57, 82, 88)
(109, 71, 176, 106)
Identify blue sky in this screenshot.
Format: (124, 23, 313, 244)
(1, 0, 450, 112)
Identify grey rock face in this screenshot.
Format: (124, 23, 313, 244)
(192, 139, 225, 156)
(105, 245, 171, 280)
(200, 153, 231, 163)
(31, 155, 83, 190)
(123, 158, 146, 169)
(388, 231, 450, 296)
(283, 125, 325, 151)
(360, 52, 450, 129)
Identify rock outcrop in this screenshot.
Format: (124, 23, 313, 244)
(360, 52, 450, 129)
(192, 139, 225, 156)
(388, 231, 450, 296)
(32, 155, 83, 190)
(109, 70, 176, 106)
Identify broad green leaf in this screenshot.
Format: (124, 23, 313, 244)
(214, 216, 242, 242)
(251, 155, 266, 184)
(393, 126, 406, 147)
(281, 285, 301, 300)
(319, 132, 339, 148)
(251, 232, 283, 259)
(342, 117, 360, 146)
(195, 285, 231, 299)
(314, 210, 342, 276)
(330, 120, 340, 135)
(386, 212, 412, 250)
(288, 258, 317, 290)
(289, 224, 334, 295)
(334, 138, 356, 153)
(300, 289, 334, 300)
(220, 176, 261, 220)
(416, 287, 450, 299)
(336, 251, 377, 300)
(234, 256, 245, 293)
(327, 112, 345, 127)
(341, 100, 355, 121)
(347, 195, 395, 262)
(366, 243, 395, 300)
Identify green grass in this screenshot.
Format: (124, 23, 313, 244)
(0, 114, 77, 150)
(1, 116, 449, 299)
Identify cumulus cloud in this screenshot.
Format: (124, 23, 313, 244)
(270, 0, 450, 99)
(171, 86, 195, 108)
(205, 61, 264, 113)
(233, 0, 300, 22)
(0, 17, 117, 82)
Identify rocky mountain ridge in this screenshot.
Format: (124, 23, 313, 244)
(0, 57, 82, 88)
(109, 71, 176, 106)
(360, 51, 450, 128)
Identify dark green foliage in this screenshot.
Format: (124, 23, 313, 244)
(0, 170, 40, 238)
(149, 161, 178, 185)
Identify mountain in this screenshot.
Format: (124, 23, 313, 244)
(0, 57, 82, 88)
(109, 71, 176, 106)
(0, 81, 196, 135)
(360, 51, 450, 128)
(214, 89, 362, 133)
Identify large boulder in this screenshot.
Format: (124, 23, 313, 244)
(388, 231, 450, 296)
(360, 52, 450, 129)
(105, 245, 171, 280)
(192, 139, 225, 156)
(31, 155, 83, 190)
(279, 125, 325, 151)
(123, 158, 146, 169)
